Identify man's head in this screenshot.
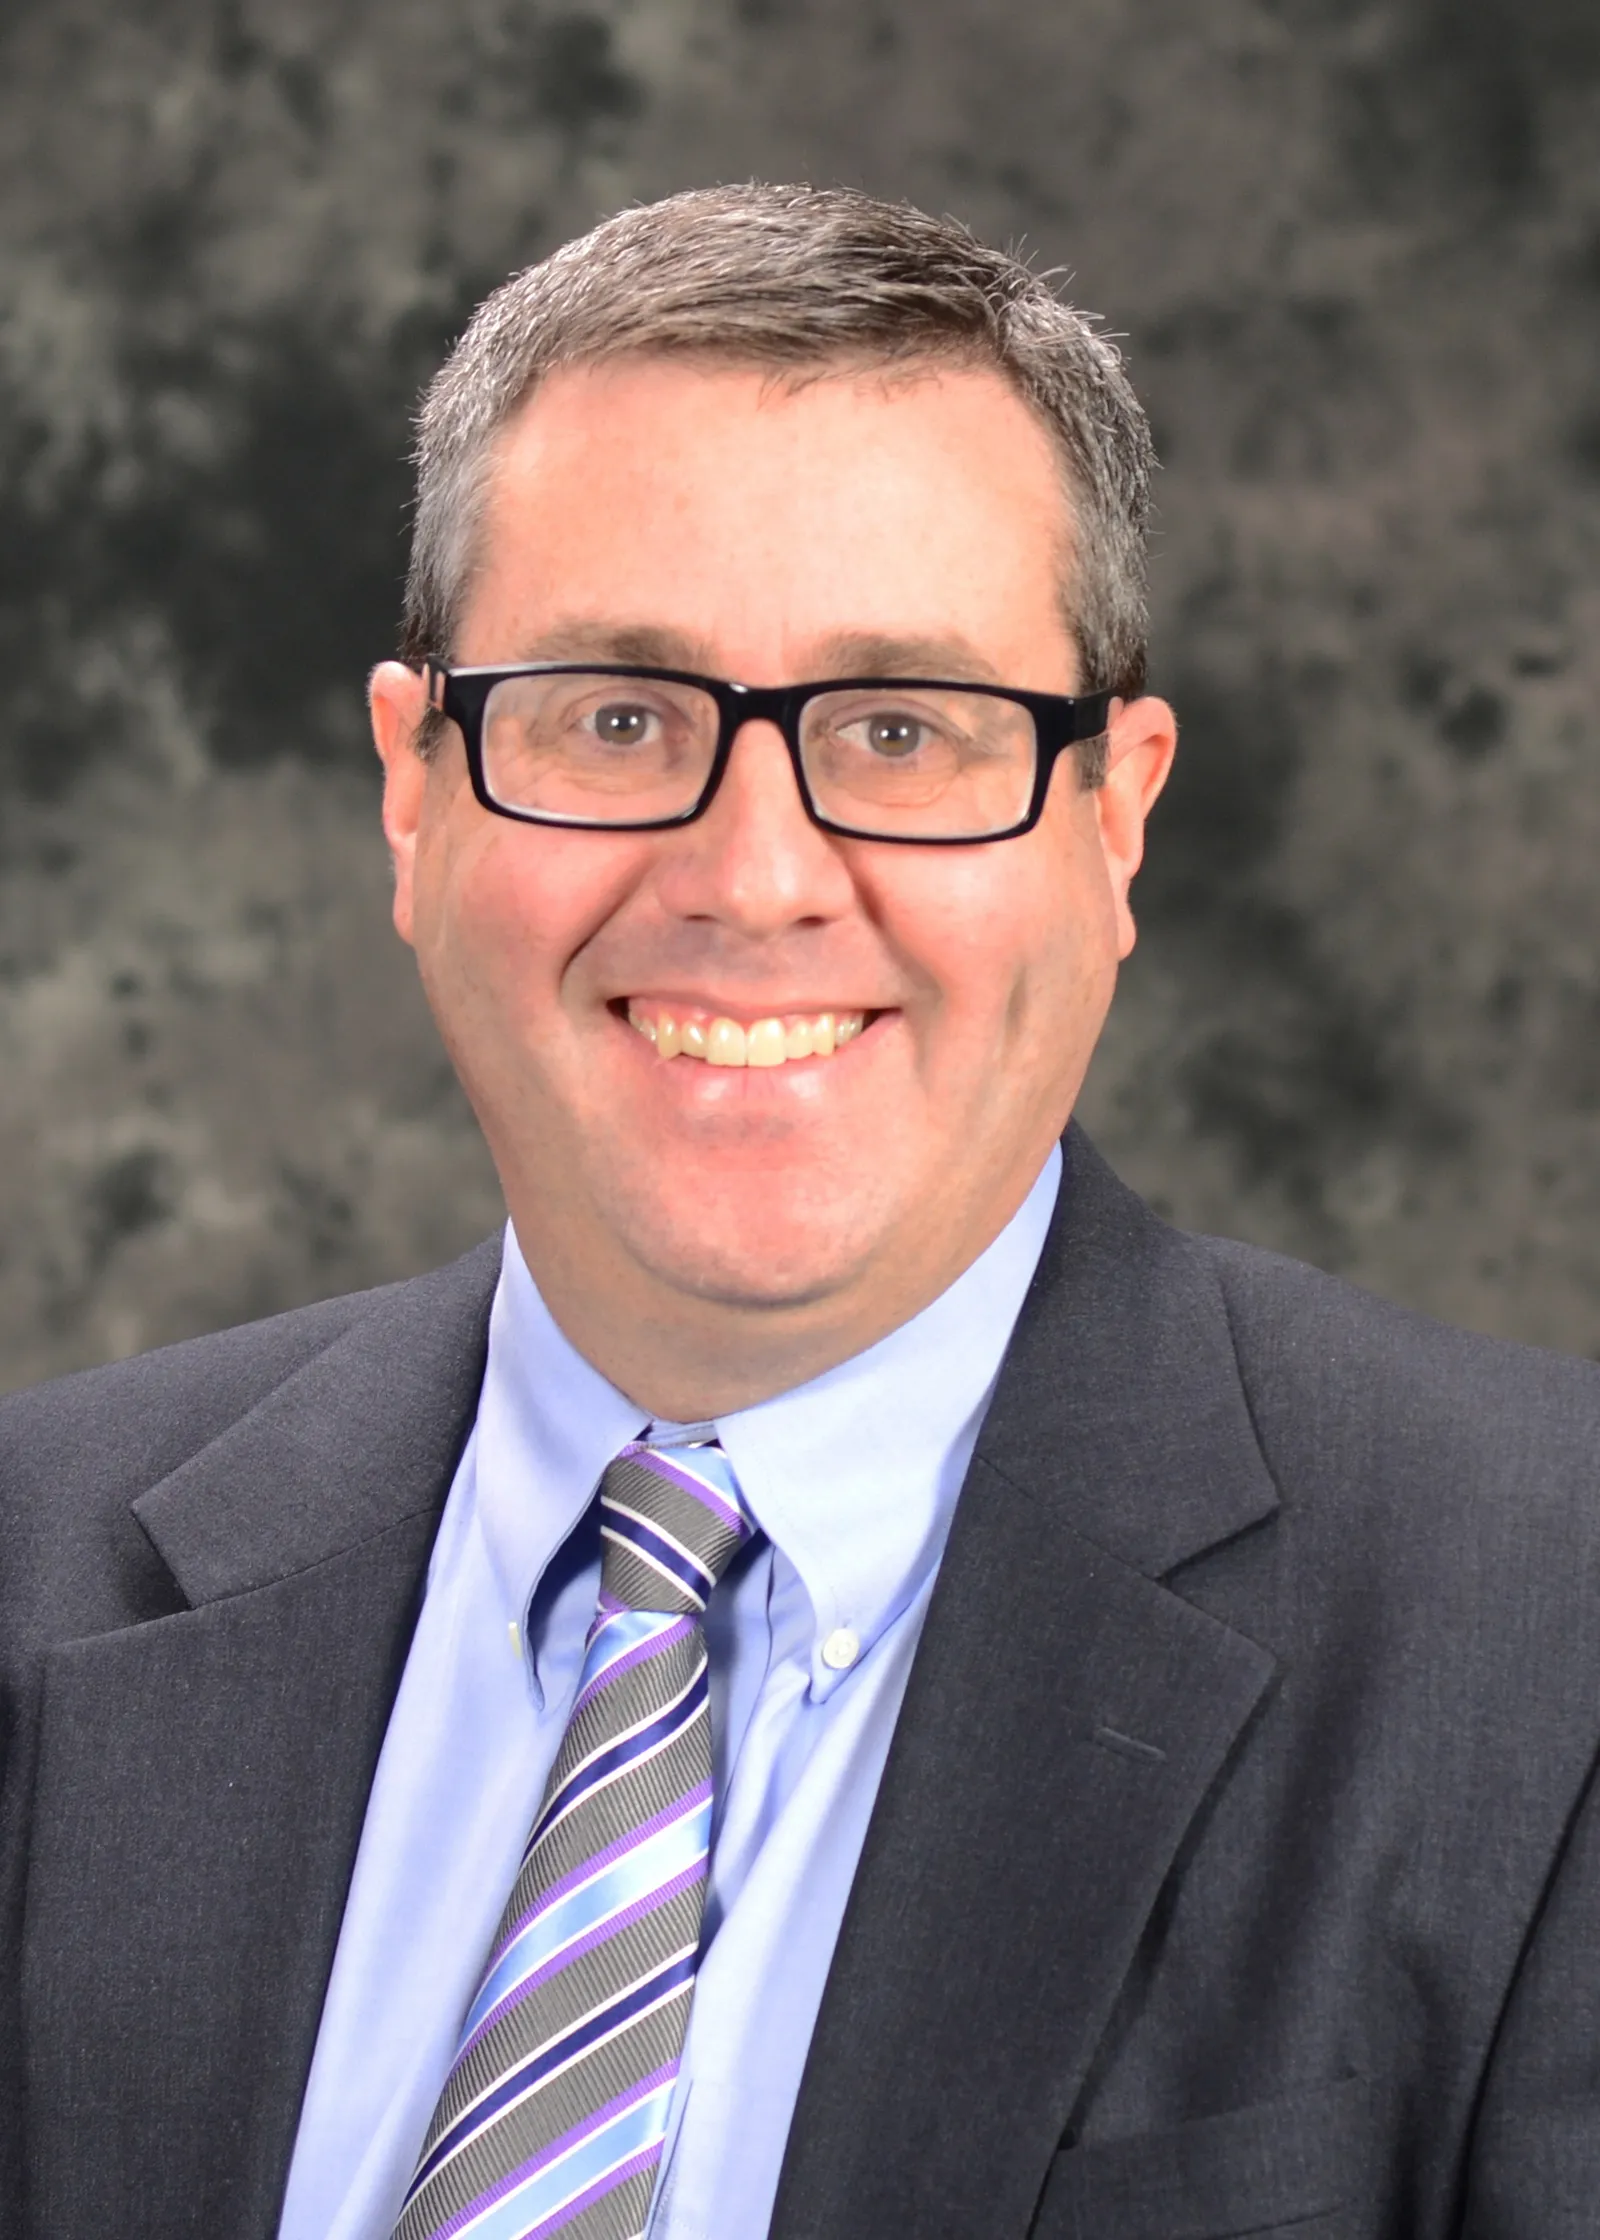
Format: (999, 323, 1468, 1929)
(371, 185, 1177, 1416)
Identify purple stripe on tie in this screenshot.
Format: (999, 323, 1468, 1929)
(528, 2143, 663, 2240)
(570, 1616, 694, 1721)
(460, 1861, 707, 2058)
(429, 2074, 674, 2240)
(622, 1445, 747, 1536)
(506, 1781, 711, 1948)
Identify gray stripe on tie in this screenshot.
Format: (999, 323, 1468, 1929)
(602, 1460, 745, 1574)
(516, 1720, 711, 1897)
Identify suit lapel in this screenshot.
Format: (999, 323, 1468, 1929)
(21, 1243, 500, 2240)
(772, 1131, 1280, 2240)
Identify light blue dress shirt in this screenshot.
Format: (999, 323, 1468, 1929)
(279, 1145, 1060, 2240)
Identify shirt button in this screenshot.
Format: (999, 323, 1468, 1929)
(822, 1627, 860, 1671)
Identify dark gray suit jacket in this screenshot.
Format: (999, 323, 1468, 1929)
(5, 1130, 1600, 2238)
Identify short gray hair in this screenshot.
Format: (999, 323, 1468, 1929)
(402, 184, 1154, 779)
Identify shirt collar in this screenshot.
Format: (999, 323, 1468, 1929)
(472, 1146, 1062, 1696)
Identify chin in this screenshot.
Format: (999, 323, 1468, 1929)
(622, 1202, 880, 1317)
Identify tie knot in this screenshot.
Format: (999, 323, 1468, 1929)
(597, 1441, 753, 1614)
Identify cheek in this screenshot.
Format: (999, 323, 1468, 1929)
(411, 815, 634, 1023)
(413, 826, 534, 1029)
(874, 823, 1114, 1046)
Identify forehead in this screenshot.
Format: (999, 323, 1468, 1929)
(462, 355, 1079, 687)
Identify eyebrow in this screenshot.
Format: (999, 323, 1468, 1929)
(504, 622, 1007, 684)
(804, 631, 1006, 684)
(508, 621, 721, 670)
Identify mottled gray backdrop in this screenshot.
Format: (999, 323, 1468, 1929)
(3, 0, 1599, 1392)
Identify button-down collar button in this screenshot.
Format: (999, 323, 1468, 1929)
(821, 1626, 860, 1671)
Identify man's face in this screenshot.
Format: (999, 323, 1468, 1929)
(373, 356, 1174, 1405)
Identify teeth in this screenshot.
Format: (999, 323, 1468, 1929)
(745, 1018, 786, 1068)
(628, 1003, 869, 1067)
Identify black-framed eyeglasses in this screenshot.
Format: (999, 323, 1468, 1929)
(425, 661, 1113, 846)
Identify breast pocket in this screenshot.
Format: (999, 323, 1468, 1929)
(1032, 2075, 1368, 2240)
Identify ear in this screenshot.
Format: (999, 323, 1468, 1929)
(369, 661, 432, 946)
(1095, 695, 1178, 959)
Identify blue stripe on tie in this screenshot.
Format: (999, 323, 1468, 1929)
(410, 1951, 698, 2192)
(572, 1608, 671, 1696)
(599, 1509, 714, 1602)
(461, 1799, 711, 2039)
(532, 1667, 708, 1840)
(449, 2075, 678, 2240)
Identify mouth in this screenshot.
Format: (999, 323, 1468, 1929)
(620, 998, 878, 1069)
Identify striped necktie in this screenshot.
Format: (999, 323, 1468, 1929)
(394, 1440, 752, 2240)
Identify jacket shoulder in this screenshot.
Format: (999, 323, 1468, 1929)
(1196, 1230, 1600, 1527)
(0, 1239, 502, 1641)
(4, 1280, 392, 1493)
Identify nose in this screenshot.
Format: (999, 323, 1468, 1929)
(653, 716, 855, 934)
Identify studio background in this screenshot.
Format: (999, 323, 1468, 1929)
(2, 0, 1597, 1393)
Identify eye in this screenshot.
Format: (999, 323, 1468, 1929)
(588, 701, 658, 747)
(859, 711, 929, 758)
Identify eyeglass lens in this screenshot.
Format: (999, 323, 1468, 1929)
(479, 672, 1039, 839)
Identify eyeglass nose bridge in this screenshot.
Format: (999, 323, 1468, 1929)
(694, 679, 824, 827)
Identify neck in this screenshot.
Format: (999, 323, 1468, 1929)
(520, 1255, 934, 1422)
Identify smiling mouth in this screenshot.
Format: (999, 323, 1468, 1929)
(623, 999, 873, 1068)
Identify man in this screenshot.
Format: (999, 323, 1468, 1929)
(3, 183, 1600, 2240)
